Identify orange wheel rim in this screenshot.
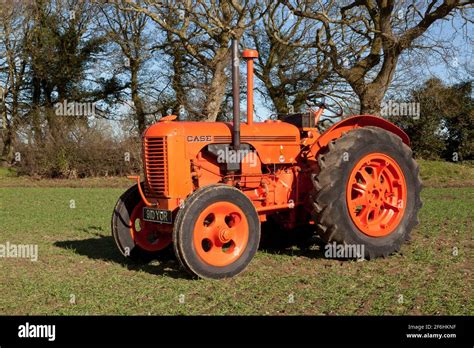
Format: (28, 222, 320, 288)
(129, 201, 172, 252)
(346, 153, 407, 237)
(193, 202, 249, 267)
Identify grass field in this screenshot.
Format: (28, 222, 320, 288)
(0, 161, 472, 315)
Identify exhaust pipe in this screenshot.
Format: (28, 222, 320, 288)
(231, 39, 240, 150)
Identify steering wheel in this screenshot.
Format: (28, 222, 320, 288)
(305, 92, 344, 118)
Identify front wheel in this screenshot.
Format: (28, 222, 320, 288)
(173, 185, 261, 279)
(311, 127, 422, 259)
(112, 183, 173, 262)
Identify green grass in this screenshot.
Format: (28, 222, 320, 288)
(0, 185, 472, 315)
(0, 174, 131, 188)
(418, 160, 474, 187)
(0, 167, 16, 178)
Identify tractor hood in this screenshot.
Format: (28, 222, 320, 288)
(143, 119, 301, 164)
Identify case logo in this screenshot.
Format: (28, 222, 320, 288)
(187, 135, 212, 142)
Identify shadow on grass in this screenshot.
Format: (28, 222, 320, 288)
(258, 229, 369, 262)
(54, 236, 191, 279)
(74, 225, 104, 236)
(258, 234, 327, 259)
(55, 224, 331, 280)
(258, 221, 328, 259)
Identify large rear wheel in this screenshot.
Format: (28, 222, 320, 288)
(311, 127, 422, 259)
(173, 185, 260, 279)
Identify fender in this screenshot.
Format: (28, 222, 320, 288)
(313, 115, 410, 154)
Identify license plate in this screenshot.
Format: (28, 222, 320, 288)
(142, 207, 173, 224)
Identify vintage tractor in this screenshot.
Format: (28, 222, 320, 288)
(112, 40, 422, 279)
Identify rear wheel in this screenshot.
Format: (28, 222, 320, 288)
(173, 185, 260, 279)
(311, 127, 422, 259)
(112, 184, 173, 262)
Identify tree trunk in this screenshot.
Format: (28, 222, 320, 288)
(0, 86, 20, 167)
(130, 59, 146, 134)
(170, 36, 187, 119)
(0, 126, 14, 167)
(204, 59, 228, 122)
(269, 88, 289, 114)
(355, 48, 399, 116)
(31, 76, 43, 145)
(1, 96, 13, 167)
(358, 85, 386, 116)
(43, 80, 62, 141)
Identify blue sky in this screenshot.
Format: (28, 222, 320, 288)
(252, 12, 473, 120)
(95, 7, 472, 135)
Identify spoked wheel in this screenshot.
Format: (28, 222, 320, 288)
(311, 127, 422, 259)
(173, 185, 260, 279)
(346, 153, 407, 237)
(112, 183, 173, 262)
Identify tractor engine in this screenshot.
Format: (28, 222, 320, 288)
(141, 118, 314, 226)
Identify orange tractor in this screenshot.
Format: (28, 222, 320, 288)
(112, 40, 422, 279)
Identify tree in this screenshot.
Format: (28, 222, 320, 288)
(390, 78, 473, 160)
(442, 80, 473, 161)
(390, 78, 447, 159)
(99, 0, 155, 133)
(25, 0, 107, 141)
(281, 0, 473, 115)
(248, 2, 335, 114)
(123, 0, 265, 121)
(0, 1, 30, 166)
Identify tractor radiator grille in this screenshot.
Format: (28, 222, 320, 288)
(144, 137, 168, 197)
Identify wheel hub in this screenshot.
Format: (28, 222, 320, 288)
(218, 226, 234, 243)
(193, 201, 249, 267)
(346, 153, 407, 237)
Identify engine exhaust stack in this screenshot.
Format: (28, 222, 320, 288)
(231, 39, 240, 150)
(231, 40, 259, 148)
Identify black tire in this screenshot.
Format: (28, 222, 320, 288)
(311, 127, 422, 259)
(111, 184, 173, 263)
(173, 184, 261, 279)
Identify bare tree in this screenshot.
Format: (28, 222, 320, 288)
(100, 0, 154, 133)
(0, 1, 30, 166)
(281, 0, 474, 115)
(123, 0, 265, 121)
(248, 2, 337, 114)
